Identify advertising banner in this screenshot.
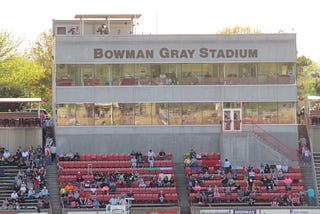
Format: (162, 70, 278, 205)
(146, 210, 177, 214)
(291, 209, 320, 214)
(232, 209, 256, 214)
(200, 210, 230, 214)
(260, 209, 290, 214)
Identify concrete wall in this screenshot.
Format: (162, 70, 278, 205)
(56, 85, 297, 104)
(309, 126, 320, 152)
(55, 125, 221, 162)
(0, 128, 42, 152)
(55, 124, 298, 164)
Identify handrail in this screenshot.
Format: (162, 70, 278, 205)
(238, 120, 298, 162)
(250, 123, 298, 162)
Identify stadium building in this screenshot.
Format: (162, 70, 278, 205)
(52, 14, 298, 164)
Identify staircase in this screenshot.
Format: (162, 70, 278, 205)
(174, 162, 190, 214)
(46, 160, 62, 214)
(312, 152, 320, 204)
(0, 164, 38, 210)
(298, 124, 319, 205)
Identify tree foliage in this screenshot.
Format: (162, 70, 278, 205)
(0, 29, 51, 111)
(0, 31, 21, 61)
(296, 55, 320, 97)
(28, 29, 53, 110)
(217, 25, 262, 34)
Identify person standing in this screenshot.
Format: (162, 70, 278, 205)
(306, 186, 315, 206)
(50, 143, 57, 162)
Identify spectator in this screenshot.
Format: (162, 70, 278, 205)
(284, 176, 293, 190)
(306, 186, 315, 206)
(50, 143, 57, 162)
(158, 149, 166, 160)
(223, 159, 232, 173)
(147, 149, 156, 168)
(158, 190, 165, 203)
(39, 186, 49, 198)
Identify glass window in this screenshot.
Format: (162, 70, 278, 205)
(202, 103, 222, 124)
(238, 63, 258, 84)
(258, 63, 278, 84)
(243, 102, 259, 124)
(154, 103, 169, 125)
(258, 102, 277, 124)
(180, 64, 200, 85)
(135, 64, 151, 85)
(111, 65, 121, 86)
(119, 64, 136, 85)
(82, 65, 97, 86)
(182, 103, 202, 125)
(168, 103, 182, 125)
(56, 64, 74, 86)
(56, 104, 76, 126)
(95, 65, 111, 86)
(134, 103, 152, 125)
(278, 63, 295, 84)
(278, 102, 296, 124)
(118, 103, 135, 125)
(201, 64, 220, 85)
(95, 103, 112, 125)
(151, 64, 171, 85)
(76, 103, 94, 125)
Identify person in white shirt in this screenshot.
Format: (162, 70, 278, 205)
(11, 191, 18, 200)
(147, 149, 156, 168)
(3, 150, 11, 160)
(40, 186, 49, 197)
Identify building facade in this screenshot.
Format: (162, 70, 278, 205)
(52, 15, 298, 161)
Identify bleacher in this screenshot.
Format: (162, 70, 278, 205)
(185, 152, 306, 206)
(57, 152, 179, 208)
(0, 164, 48, 210)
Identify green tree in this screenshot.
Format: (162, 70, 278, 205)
(217, 25, 262, 34)
(296, 55, 320, 98)
(0, 30, 21, 61)
(29, 29, 53, 111)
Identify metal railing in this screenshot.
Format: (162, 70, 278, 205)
(234, 120, 299, 162)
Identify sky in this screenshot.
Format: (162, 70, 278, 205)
(0, 0, 319, 62)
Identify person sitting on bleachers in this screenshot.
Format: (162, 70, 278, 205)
(264, 163, 271, 174)
(3, 149, 11, 162)
(158, 149, 166, 160)
(158, 190, 165, 203)
(39, 186, 49, 198)
(277, 169, 284, 180)
(65, 151, 75, 161)
(130, 156, 137, 168)
(281, 163, 289, 173)
(76, 172, 84, 182)
(27, 187, 36, 199)
(65, 182, 74, 193)
(284, 176, 293, 190)
(138, 177, 147, 188)
(73, 152, 80, 161)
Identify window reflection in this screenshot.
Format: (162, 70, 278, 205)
(95, 103, 112, 125)
(180, 64, 201, 85)
(201, 64, 220, 85)
(119, 103, 135, 125)
(56, 101, 296, 126)
(182, 103, 202, 125)
(155, 103, 169, 125)
(202, 103, 221, 124)
(76, 103, 94, 125)
(243, 103, 258, 124)
(168, 103, 182, 125)
(56, 62, 295, 86)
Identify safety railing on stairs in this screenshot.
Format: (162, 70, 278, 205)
(241, 121, 299, 162)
